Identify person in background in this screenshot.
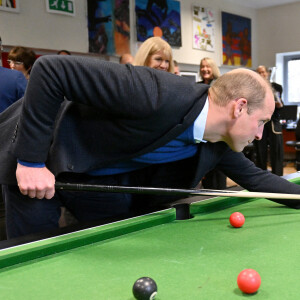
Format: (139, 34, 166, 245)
(254, 65, 284, 176)
(173, 60, 180, 75)
(7, 46, 36, 80)
(119, 53, 134, 64)
(0, 38, 27, 113)
(198, 57, 221, 85)
(197, 57, 226, 189)
(57, 50, 71, 55)
(133, 37, 174, 73)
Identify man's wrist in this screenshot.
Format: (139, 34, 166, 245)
(17, 160, 46, 168)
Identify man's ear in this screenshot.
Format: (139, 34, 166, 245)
(233, 98, 248, 118)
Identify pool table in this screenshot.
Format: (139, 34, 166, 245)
(1, 173, 300, 299)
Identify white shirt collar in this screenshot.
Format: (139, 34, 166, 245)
(193, 97, 209, 143)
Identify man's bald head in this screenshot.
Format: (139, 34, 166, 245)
(119, 53, 134, 64)
(209, 68, 273, 113)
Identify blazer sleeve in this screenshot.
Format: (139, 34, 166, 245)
(219, 148, 300, 208)
(13, 55, 201, 163)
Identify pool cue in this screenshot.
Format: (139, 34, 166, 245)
(55, 182, 300, 200)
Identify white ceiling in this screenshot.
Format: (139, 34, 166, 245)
(227, 0, 300, 9)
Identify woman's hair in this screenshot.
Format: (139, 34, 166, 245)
(8, 46, 36, 74)
(133, 37, 174, 73)
(200, 57, 221, 80)
(210, 69, 268, 113)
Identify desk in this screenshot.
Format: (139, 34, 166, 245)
(1, 175, 300, 299)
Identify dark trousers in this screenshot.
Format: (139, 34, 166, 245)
(202, 169, 227, 190)
(3, 156, 198, 238)
(3, 172, 135, 239)
(254, 121, 283, 176)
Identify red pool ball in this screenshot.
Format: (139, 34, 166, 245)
(237, 269, 261, 294)
(229, 212, 245, 228)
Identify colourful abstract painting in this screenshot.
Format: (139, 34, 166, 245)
(222, 12, 251, 67)
(88, 0, 130, 56)
(0, 0, 19, 12)
(192, 6, 215, 52)
(135, 0, 181, 47)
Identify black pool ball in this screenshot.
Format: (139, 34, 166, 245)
(132, 277, 157, 300)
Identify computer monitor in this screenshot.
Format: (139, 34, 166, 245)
(279, 105, 298, 121)
(180, 71, 199, 83)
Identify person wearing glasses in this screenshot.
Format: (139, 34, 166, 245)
(133, 37, 174, 73)
(7, 46, 36, 80)
(0, 38, 27, 112)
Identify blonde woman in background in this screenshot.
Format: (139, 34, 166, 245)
(134, 37, 174, 73)
(198, 57, 221, 85)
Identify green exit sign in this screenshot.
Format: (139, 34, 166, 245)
(46, 0, 75, 16)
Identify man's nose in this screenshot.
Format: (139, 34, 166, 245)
(255, 125, 264, 140)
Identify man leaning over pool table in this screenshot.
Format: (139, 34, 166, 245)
(1, 55, 300, 239)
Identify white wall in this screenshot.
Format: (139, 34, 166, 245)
(0, 0, 299, 73)
(0, 1, 88, 52)
(257, 2, 300, 68)
(0, 0, 256, 70)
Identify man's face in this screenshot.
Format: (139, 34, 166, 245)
(257, 66, 269, 80)
(226, 89, 275, 152)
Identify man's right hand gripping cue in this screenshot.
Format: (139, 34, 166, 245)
(16, 163, 56, 199)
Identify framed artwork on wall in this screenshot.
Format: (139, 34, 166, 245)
(192, 6, 215, 52)
(222, 12, 251, 67)
(0, 0, 20, 13)
(87, 0, 130, 56)
(135, 0, 181, 47)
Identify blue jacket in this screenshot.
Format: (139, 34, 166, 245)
(0, 67, 27, 113)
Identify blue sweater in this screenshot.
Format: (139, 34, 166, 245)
(88, 124, 197, 175)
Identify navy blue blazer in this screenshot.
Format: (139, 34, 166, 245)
(1, 56, 300, 208)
